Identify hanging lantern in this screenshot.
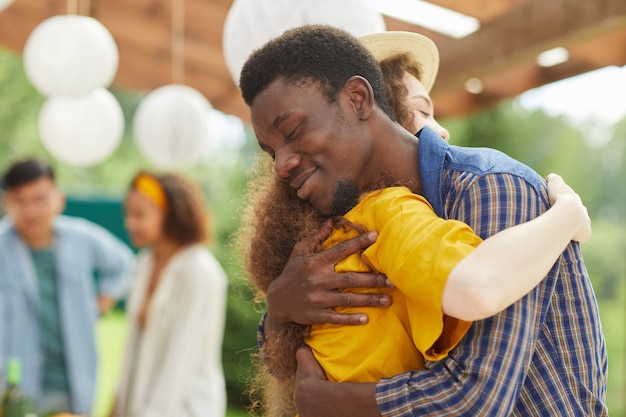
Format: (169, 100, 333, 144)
(223, 0, 386, 85)
(24, 15, 119, 97)
(38, 88, 124, 166)
(133, 84, 213, 169)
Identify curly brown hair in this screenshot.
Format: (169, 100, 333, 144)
(237, 157, 421, 417)
(129, 171, 213, 246)
(236, 158, 323, 417)
(380, 53, 424, 133)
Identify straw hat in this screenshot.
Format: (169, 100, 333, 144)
(359, 31, 439, 93)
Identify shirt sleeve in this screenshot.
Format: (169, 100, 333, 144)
(358, 188, 479, 360)
(375, 173, 552, 416)
(258, 311, 268, 349)
(85, 221, 134, 300)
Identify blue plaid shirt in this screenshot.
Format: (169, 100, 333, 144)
(258, 126, 608, 416)
(373, 127, 607, 416)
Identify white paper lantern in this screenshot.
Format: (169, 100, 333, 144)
(38, 89, 124, 166)
(133, 84, 213, 169)
(223, 0, 386, 85)
(24, 15, 119, 97)
(0, 0, 14, 12)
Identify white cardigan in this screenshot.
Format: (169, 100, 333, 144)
(116, 244, 228, 417)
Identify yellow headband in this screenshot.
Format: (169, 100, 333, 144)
(134, 174, 168, 210)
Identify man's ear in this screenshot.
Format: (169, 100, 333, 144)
(344, 76, 375, 120)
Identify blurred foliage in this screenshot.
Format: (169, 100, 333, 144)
(445, 101, 626, 304)
(0, 46, 263, 408)
(1, 46, 624, 414)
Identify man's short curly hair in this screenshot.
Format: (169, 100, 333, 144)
(239, 24, 395, 120)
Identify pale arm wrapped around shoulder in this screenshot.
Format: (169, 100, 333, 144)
(443, 173, 591, 320)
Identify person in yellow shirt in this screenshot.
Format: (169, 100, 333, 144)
(241, 168, 589, 417)
(307, 181, 587, 384)
(308, 187, 476, 383)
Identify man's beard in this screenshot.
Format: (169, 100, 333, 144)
(330, 178, 361, 217)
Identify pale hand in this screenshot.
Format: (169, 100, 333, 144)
(546, 173, 591, 243)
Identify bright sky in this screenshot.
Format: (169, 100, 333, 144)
(516, 65, 626, 126)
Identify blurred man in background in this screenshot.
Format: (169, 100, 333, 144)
(0, 158, 134, 416)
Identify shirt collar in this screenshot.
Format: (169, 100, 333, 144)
(417, 126, 448, 217)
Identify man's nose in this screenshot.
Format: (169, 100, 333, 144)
(274, 148, 300, 179)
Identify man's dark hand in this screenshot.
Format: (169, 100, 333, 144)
(266, 219, 393, 327)
(294, 346, 328, 417)
(295, 345, 328, 385)
(294, 346, 380, 417)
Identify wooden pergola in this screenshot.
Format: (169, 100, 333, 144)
(1, 0, 625, 123)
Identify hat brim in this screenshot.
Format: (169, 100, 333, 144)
(359, 31, 439, 93)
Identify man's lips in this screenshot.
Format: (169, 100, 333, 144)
(290, 168, 317, 198)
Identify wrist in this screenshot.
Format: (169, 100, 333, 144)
(295, 376, 340, 417)
(264, 310, 286, 334)
(265, 282, 291, 329)
(294, 379, 380, 417)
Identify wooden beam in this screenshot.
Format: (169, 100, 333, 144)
(433, 0, 626, 95)
(427, 0, 529, 23)
(569, 27, 626, 66)
(433, 89, 505, 119)
(1, 0, 623, 123)
(432, 25, 626, 118)
(0, 0, 65, 51)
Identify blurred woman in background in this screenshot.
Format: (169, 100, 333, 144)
(112, 171, 228, 417)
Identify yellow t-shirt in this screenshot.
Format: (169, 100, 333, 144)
(306, 187, 483, 383)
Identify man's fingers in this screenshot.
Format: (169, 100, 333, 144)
(324, 291, 392, 308)
(306, 292, 394, 326)
(327, 312, 369, 325)
(303, 271, 392, 292)
(317, 231, 379, 265)
(311, 310, 369, 326)
(338, 272, 392, 289)
(314, 310, 381, 326)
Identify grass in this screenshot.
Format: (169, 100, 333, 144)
(599, 296, 626, 416)
(94, 296, 625, 417)
(93, 310, 127, 417)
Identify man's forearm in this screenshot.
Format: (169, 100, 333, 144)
(294, 378, 380, 417)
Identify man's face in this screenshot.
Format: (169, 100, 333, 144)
(250, 77, 375, 216)
(3, 177, 63, 241)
